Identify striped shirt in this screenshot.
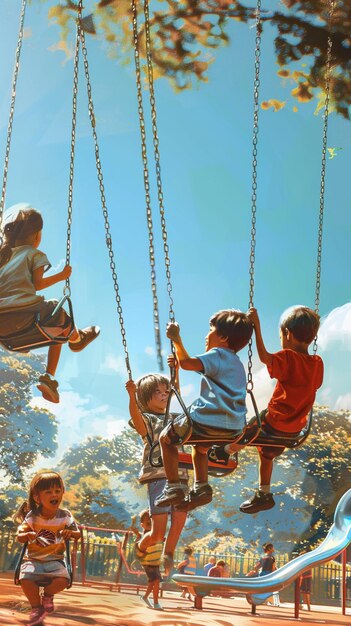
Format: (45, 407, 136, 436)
(17, 508, 78, 562)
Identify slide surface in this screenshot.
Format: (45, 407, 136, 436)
(173, 488, 351, 602)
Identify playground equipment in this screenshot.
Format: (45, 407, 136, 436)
(173, 488, 351, 613)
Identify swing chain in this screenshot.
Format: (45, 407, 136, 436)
(0, 0, 27, 241)
(131, 0, 164, 371)
(65, 0, 82, 298)
(78, 18, 132, 379)
(143, 0, 175, 325)
(313, 0, 334, 354)
(247, 0, 262, 392)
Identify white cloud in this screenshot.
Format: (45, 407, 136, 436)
(100, 353, 127, 376)
(334, 394, 351, 411)
(145, 346, 155, 356)
(180, 383, 195, 399)
(318, 302, 351, 351)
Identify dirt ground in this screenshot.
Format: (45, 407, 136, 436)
(0, 575, 350, 626)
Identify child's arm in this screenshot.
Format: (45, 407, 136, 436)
(60, 528, 81, 540)
(125, 380, 148, 437)
(247, 308, 273, 368)
(17, 530, 36, 543)
(166, 323, 204, 372)
(32, 264, 72, 291)
(167, 354, 180, 390)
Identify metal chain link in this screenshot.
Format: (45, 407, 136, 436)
(131, 0, 164, 371)
(64, 0, 82, 297)
(0, 0, 27, 241)
(247, 0, 262, 391)
(79, 20, 132, 379)
(143, 0, 175, 326)
(313, 0, 334, 355)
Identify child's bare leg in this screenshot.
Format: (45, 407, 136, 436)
(43, 577, 68, 595)
(139, 513, 167, 551)
(165, 509, 187, 556)
(46, 344, 62, 377)
(192, 445, 209, 484)
(159, 435, 179, 482)
(144, 581, 153, 599)
(258, 450, 274, 491)
(20, 580, 41, 607)
(152, 579, 160, 604)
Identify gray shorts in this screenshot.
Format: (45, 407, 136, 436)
(19, 559, 70, 586)
(0, 299, 71, 339)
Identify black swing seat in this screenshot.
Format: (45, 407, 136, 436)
(14, 539, 73, 589)
(0, 296, 75, 353)
(235, 408, 313, 449)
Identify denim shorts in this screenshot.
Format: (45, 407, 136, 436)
(19, 559, 70, 586)
(148, 479, 170, 515)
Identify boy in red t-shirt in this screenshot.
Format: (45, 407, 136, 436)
(239, 305, 324, 513)
(210, 306, 323, 514)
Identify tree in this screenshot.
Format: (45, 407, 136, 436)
(0, 349, 58, 485)
(41, 0, 351, 118)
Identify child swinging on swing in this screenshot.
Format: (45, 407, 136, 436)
(0, 207, 100, 403)
(154, 309, 253, 512)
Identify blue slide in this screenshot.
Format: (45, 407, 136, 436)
(173, 488, 351, 605)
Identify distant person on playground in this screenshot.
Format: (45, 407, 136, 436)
(208, 559, 226, 577)
(125, 358, 188, 578)
(0, 207, 100, 403)
(210, 306, 323, 514)
(154, 309, 252, 512)
(177, 546, 197, 600)
(203, 555, 216, 575)
(131, 509, 163, 611)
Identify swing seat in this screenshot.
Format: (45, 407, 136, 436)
(14, 540, 73, 588)
(0, 296, 75, 353)
(179, 450, 238, 477)
(235, 408, 313, 450)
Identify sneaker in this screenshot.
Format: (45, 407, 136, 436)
(153, 602, 163, 610)
(208, 445, 229, 465)
(240, 490, 275, 514)
(140, 595, 152, 608)
(42, 594, 54, 613)
(27, 606, 46, 626)
(154, 484, 187, 508)
(175, 484, 213, 512)
(37, 374, 59, 403)
(69, 326, 100, 352)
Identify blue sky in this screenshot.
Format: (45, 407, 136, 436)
(1, 0, 350, 463)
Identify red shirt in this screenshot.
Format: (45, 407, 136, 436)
(266, 349, 324, 433)
(208, 565, 224, 577)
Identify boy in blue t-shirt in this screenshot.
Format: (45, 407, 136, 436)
(155, 309, 252, 512)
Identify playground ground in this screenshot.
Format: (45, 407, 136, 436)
(0, 575, 350, 626)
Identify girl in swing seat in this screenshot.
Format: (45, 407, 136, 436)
(0, 206, 100, 403)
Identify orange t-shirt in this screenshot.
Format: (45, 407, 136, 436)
(265, 349, 324, 433)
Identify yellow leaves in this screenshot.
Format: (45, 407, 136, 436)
(261, 99, 286, 112)
(327, 147, 342, 159)
(291, 82, 313, 102)
(277, 69, 290, 78)
(48, 40, 73, 64)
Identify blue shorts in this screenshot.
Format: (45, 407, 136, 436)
(148, 479, 170, 515)
(19, 559, 70, 586)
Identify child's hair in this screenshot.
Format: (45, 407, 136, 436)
(28, 471, 64, 513)
(0, 207, 43, 268)
(216, 559, 226, 567)
(210, 309, 253, 352)
(140, 508, 151, 524)
(263, 542, 274, 552)
(184, 546, 193, 556)
(280, 306, 320, 344)
(135, 374, 170, 412)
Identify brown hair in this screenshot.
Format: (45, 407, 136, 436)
(280, 306, 320, 344)
(0, 208, 43, 268)
(140, 509, 151, 524)
(263, 542, 274, 552)
(135, 374, 170, 412)
(210, 309, 253, 352)
(27, 471, 64, 513)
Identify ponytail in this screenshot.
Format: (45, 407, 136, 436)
(13, 500, 30, 525)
